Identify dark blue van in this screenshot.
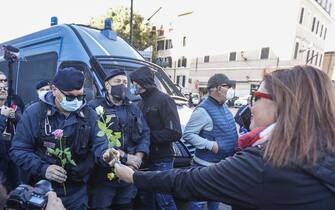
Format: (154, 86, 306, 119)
(0, 23, 194, 167)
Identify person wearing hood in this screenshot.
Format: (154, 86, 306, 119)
(113, 65, 335, 210)
(36, 80, 51, 102)
(182, 73, 238, 210)
(129, 66, 182, 210)
(9, 67, 118, 210)
(87, 69, 150, 210)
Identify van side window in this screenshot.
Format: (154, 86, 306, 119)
(83, 69, 97, 101)
(17, 52, 58, 105)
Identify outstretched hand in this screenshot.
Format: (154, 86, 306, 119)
(103, 148, 120, 166)
(114, 163, 135, 183)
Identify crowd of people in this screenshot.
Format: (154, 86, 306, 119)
(0, 64, 335, 210)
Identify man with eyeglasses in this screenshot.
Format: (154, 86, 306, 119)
(9, 67, 119, 210)
(182, 73, 238, 210)
(0, 71, 25, 112)
(88, 69, 150, 210)
(0, 71, 23, 192)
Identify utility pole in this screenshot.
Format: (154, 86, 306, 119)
(130, 0, 134, 45)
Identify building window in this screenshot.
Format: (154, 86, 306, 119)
(311, 17, 316, 32)
(320, 25, 324, 37)
(157, 40, 165, 51)
(178, 57, 187, 67)
(299, 8, 304, 24)
(204, 56, 210, 63)
(182, 57, 187, 67)
(260, 47, 270, 59)
(319, 54, 323, 66)
(316, 20, 319, 34)
(294, 42, 299, 59)
(311, 50, 315, 64)
(229, 52, 237, 61)
(183, 36, 186, 47)
(166, 57, 172, 67)
(176, 75, 186, 87)
(165, 39, 173, 49)
(324, 27, 327, 40)
(306, 50, 310, 63)
(315, 52, 319, 65)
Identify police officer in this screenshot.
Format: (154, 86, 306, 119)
(9, 67, 116, 210)
(36, 80, 51, 101)
(88, 69, 150, 210)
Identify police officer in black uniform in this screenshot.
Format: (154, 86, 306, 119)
(88, 69, 150, 210)
(10, 67, 115, 210)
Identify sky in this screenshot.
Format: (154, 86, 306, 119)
(0, 0, 334, 52)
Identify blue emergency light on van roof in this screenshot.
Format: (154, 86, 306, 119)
(51, 17, 58, 26)
(102, 18, 117, 41)
(104, 19, 112, 30)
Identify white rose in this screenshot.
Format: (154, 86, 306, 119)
(95, 105, 104, 116)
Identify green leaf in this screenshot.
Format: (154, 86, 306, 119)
(55, 148, 61, 156)
(97, 131, 105, 137)
(115, 140, 121, 147)
(69, 159, 77, 166)
(64, 148, 70, 153)
(66, 152, 72, 159)
(61, 159, 66, 167)
(106, 115, 112, 124)
(114, 132, 122, 140)
(98, 120, 107, 131)
(47, 148, 55, 155)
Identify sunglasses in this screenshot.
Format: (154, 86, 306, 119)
(59, 89, 85, 101)
(250, 91, 273, 106)
(0, 79, 8, 83)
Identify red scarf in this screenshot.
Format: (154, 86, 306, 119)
(238, 127, 264, 150)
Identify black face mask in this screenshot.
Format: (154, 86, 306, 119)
(110, 84, 127, 102)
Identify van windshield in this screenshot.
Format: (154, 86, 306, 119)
(92, 56, 184, 101)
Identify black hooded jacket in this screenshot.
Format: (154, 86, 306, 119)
(133, 145, 335, 210)
(130, 66, 182, 160)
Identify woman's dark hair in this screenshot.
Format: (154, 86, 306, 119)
(264, 65, 335, 167)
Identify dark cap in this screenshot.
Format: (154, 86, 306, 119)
(104, 69, 126, 81)
(36, 80, 50, 90)
(52, 67, 84, 91)
(207, 73, 234, 89)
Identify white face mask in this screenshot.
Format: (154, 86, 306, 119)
(226, 88, 235, 100)
(37, 90, 48, 100)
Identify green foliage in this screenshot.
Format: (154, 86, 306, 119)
(89, 7, 157, 51)
(95, 106, 122, 148)
(96, 113, 122, 148)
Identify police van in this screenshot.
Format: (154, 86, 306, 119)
(0, 21, 194, 167)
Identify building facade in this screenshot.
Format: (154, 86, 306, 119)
(154, 0, 334, 96)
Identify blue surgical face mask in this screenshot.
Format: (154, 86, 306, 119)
(60, 98, 83, 112)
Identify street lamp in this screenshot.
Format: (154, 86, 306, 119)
(130, 0, 133, 45)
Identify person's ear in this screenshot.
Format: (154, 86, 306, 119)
(51, 85, 58, 96)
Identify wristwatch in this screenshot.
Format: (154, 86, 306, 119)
(120, 153, 128, 164)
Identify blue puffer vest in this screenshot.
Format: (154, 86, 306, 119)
(194, 97, 238, 164)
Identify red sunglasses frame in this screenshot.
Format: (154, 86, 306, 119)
(252, 91, 273, 100)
